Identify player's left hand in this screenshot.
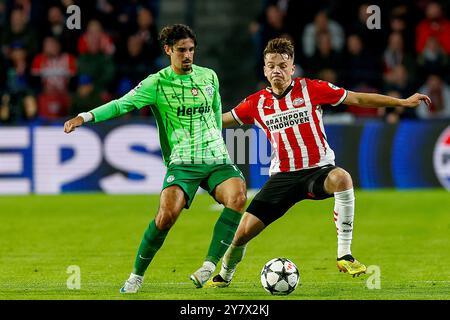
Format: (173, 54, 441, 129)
(403, 93, 431, 108)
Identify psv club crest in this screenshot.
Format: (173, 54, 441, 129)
(191, 87, 199, 96)
(293, 98, 304, 107)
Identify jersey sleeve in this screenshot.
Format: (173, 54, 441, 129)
(231, 97, 257, 125)
(306, 79, 347, 106)
(211, 70, 222, 130)
(90, 74, 157, 123)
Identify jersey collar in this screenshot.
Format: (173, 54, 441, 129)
(170, 64, 196, 79)
(266, 80, 295, 100)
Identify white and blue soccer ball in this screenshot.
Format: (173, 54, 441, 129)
(260, 258, 300, 295)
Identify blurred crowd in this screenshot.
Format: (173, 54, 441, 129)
(251, 0, 450, 122)
(1, 0, 450, 125)
(0, 0, 161, 124)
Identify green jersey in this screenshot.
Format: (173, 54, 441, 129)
(90, 65, 231, 166)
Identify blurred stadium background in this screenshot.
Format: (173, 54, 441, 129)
(0, 0, 449, 301)
(0, 0, 449, 193)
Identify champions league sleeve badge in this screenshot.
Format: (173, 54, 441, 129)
(328, 82, 340, 90)
(205, 85, 214, 98)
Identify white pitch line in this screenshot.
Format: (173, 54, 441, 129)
(139, 280, 450, 286)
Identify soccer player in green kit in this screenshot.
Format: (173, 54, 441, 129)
(64, 24, 247, 293)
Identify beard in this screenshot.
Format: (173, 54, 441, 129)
(181, 65, 192, 72)
(181, 60, 192, 72)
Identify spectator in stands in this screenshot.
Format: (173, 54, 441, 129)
(417, 36, 450, 80)
(278, 0, 316, 38)
(31, 36, 76, 120)
(383, 64, 416, 98)
(95, 0, 116, 31)
(388, 4, 415, 53)
(1, 8, 38, 59)
(77, 20, 116, 93)
(383, 32, 417, 85)
(416, 74, 450, 119)
(4, 41, 30, 96)
(116, 35, 154, 94)
(114, 1, 139, 37)
(343, 34, 381, 89)
(389, 12, 407, 34)
(250, 4, 287, 48)
(36, 91, 70, 120)
(44, 6, 79, 54)
(416, 2, 450, 54)
(0, 0, 6, 26)
(302, 10, 345, 58)
(250, 4, 290, 80)
(70, 74, 103, 116)
(97, 0, 162, 34)
(350, 3, 387, 55)
(18, 93, 39, 123)
(0, 92, 13, 124)
(10, 0, 44, 26)
(306, 31, 344, 80)
(31, 36, 77, 95)
(133, 7, 161, 64)
(77, 19, 115, 56)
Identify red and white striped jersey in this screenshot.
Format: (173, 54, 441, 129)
(31, 53, 77, 93)
(232, 77, 347, 175)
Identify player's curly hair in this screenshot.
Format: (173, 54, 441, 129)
(159, 24, 197, 47)
(263, 38, 295, 60)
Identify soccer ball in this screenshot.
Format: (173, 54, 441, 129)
(260, 258, 300, 295)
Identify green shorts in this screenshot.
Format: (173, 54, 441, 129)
(162, 163, 245, 208)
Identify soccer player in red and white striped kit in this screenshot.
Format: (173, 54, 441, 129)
(205, 38, 431, 287)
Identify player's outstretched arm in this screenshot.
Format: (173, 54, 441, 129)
(343, 91, 431, 109)
(64, 112, 93, 134)
(63, 76, 157, 134)
(222, 112, 240, 128)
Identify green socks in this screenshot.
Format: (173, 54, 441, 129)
(133, 220, 169, 276)
(219, 243, 247, 281)
(205, 207, 242, 265)
(132, 207, 242, 276)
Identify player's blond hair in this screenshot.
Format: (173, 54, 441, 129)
(263, 38, 295, 60)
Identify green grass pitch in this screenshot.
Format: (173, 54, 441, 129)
(0, 190, 449, 300)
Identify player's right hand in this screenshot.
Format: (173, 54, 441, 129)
(403, 93, 432, 108)
(64, 116, 84, 133)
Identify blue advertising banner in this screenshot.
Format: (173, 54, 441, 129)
(249, 120, 449, 190)
(0, 119, 448, 194)
(0, 119, 166, 194)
